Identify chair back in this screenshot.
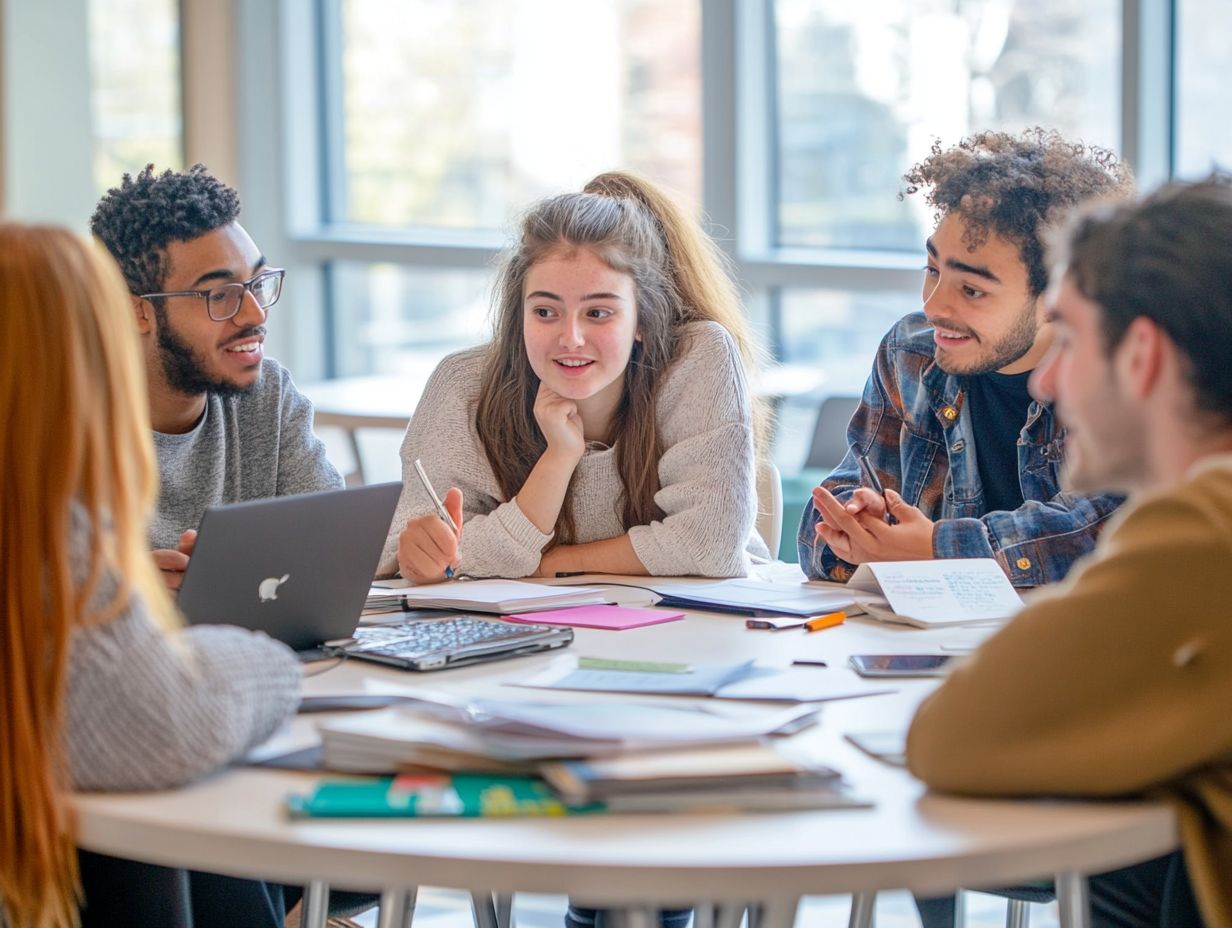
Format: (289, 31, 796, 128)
(804, 395, 861, 471)
(755, 459, 783, 560)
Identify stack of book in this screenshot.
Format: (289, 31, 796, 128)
(292, 692, 866, 817)
(540, 742, 861, 812)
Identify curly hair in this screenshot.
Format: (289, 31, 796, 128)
(89, 163, 241, 296)
(901, 128, 1133, 296)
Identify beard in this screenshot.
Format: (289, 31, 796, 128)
(155, 312, 263, 397)
(934, 299, 1040, 376)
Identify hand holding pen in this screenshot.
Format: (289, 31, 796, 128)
(855, 450, 898, 525)
(395, 459, 464, 584)
(811, 449, 936, 564)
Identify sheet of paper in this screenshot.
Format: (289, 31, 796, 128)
(849, 558, 1023, 625)
(513, 659, 893, 704)
(515, 659, 758, 696)
(714, 666, 896, 703)
(503, 604, 685, 630)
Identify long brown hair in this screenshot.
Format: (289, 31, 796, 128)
(0, 225, 173, 927)
(475, 171, 766, 544)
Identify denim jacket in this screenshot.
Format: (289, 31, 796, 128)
(797, 312, 1124, 587)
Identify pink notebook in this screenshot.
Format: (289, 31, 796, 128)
(505, 604, 685, 631)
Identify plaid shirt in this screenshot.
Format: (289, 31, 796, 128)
(797, 312, 1124, 588)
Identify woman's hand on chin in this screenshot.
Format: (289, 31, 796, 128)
(533, 383, 586, 463)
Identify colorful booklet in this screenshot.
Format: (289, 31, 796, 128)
(287, 773, 602, 818)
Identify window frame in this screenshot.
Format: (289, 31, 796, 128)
(221, 0, 1179, 378)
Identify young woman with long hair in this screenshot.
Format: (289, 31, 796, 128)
(380, 171, 769, 582)
(0, 224, 302, 928)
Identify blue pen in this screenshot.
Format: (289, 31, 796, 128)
(412, 459, 460, 579)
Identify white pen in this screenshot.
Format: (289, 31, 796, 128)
(412, 458, 459, 578)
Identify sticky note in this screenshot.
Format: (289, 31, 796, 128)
(505, 604, 686, 631)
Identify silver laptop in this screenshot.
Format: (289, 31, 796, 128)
(177, 482, 574, 670)
(178, 483, 403, 653)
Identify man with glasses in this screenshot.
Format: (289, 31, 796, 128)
(91, 164, 342, 591)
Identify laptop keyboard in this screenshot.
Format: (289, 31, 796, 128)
(348, 616, 549, 657)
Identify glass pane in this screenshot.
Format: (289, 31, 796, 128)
(337, 0, 701, 229)
(773, 287, 919, 472)
(774, 0, 1120, 250)
(88, 0, 182, 194)
(329, 263, 495, 377)
(1176, 0, 1232, 177)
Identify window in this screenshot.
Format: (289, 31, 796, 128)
(774, 0, 1120, 250)
(1175, 0, 1232, 176)
(328, 263, 491, 377)
(333, 0, 701, 229)
(228, 0, 1212, 479)
(88, 0, 182, 194)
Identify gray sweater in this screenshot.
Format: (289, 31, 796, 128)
(65, 511, 302, 791)
(379, 321, 766, 579)
(150, 358, 343, 550)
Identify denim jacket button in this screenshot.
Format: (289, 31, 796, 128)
(1015, 557, 1031, 571)
(941, 406, 958, 421)
(950, 439, 965, 452)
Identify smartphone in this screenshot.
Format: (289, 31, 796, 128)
(848, 654, 954, 678)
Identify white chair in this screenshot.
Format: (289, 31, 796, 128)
(756, 459, 783, 560)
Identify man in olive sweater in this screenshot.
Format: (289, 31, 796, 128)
(908, 176, 1232, 926)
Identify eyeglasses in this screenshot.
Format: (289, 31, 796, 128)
(139, 268, 286, 322)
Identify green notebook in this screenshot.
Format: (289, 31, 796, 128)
(287, 773, 603, 818)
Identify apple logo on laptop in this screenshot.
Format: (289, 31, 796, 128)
(258, 574, 290, 603)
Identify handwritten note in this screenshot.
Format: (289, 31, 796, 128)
(848, 559, 1023, 627)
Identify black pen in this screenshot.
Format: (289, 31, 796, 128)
(855, 450, 897, 525)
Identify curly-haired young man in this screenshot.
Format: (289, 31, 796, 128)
(798, 128, 1133, 588)
(91, 164, 341, 590)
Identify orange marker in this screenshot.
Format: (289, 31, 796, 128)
(803, 610, 846, 632)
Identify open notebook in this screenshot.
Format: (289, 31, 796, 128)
(847, 559, 1024, 628)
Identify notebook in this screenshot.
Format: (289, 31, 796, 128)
(847, 559, 1024, 628)
(647, 578, 856, 617)
(370, 578, 613, 614)
(177, 482, 402, 654)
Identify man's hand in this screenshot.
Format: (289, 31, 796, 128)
(812, 486, 935, 564)
(397, 487, 464, 583)
(152, 529, 197, 591)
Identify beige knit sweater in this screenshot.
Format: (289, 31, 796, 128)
(379, 321, 767, 578)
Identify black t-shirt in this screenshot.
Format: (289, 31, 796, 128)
(963, 370, 1034, 514)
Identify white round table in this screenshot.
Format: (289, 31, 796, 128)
(73, 603, 1177, 927)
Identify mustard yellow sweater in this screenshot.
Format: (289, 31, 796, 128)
(908, 454, 1232, 925)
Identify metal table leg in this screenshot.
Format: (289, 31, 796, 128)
(847, 892, 875, 928)
(1055, 872, 1091, 928)
(377, 888, 417, 928)
(301, 881, 330, 928)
